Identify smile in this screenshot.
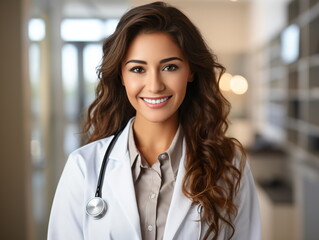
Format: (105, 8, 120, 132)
(142, 96, 170, 104)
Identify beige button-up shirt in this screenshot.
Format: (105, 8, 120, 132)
(128, 122, 183, 240)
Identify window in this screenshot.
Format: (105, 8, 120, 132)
(61, 18, 118, 154)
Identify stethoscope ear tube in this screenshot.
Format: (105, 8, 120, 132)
(86, 129, 123, 219)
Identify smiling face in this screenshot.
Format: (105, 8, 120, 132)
(121, 32, 193, 125)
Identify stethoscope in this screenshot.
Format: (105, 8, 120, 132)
(85, 130, 123, 219)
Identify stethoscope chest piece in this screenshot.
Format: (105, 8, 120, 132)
(86, 197, 107, 219)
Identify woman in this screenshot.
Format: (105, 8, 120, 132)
(48, 2, 261, 240)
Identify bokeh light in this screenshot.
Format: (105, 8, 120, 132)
(230, 75, 248, 95)
(219, 72, 233, 91)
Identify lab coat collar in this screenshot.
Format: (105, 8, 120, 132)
(106, 118, 141, 239)
(108, 118, 133, 161)
(163, 138, 193, 240)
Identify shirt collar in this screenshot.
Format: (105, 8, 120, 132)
(128, 121, 140, 167)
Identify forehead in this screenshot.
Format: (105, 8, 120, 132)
(124, 32, 185, 60)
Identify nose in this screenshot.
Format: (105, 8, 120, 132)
(147, 70, 165, 93)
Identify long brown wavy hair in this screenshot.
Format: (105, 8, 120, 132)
(84, 2, 246, 239)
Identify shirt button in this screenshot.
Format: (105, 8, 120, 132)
(158, 153, 168, 160)
(150, 193, 156, 199)
(147, 225, 153, 231)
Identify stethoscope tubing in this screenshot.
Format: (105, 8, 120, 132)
(86, 129, 123, 219)
(95, 129, 123, 198)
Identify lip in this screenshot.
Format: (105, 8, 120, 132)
(141, 96, 172, 109)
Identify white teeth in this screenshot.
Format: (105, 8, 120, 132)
(143, 97, 169, 104)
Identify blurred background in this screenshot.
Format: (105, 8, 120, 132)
(1, 0, 318, 239)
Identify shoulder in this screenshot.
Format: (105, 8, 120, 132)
(69, 118, 134, 165)
(228, 153, 262, 239)
(65, 118, 133, 174)
(231, 150, 255, 194)
(70, 136, 114, 160)
(65, 136, 115, 174)
(229, 150, 258, 211)
(232, 147, 246, 169)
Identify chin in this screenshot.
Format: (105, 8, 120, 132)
(139, 112, 178, 124)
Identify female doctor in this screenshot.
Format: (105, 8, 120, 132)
(48, 2, 261, 240)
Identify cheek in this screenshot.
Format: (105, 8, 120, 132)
(122, 77, 142, 98)
(171, 75, 189, 95)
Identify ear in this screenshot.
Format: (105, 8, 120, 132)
(119, 73, 125, 86)
(188, 72, 194, 83)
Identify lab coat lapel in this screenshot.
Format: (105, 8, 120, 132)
(163, 139, 193, 240)
(105, 120, 142, 239)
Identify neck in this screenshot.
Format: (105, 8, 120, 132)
(133, 114, 179, 154)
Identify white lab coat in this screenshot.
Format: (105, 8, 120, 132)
(48, 119, 261, 240)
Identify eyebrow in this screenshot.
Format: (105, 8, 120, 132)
(125, 57, 183, 65)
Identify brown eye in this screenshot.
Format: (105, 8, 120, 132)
(129, 66, 145, 73)
(162, 64, 179, 71)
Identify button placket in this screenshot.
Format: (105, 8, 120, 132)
(144, 167, 161, 239)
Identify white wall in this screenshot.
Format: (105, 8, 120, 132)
(249, 0, 289, 49)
